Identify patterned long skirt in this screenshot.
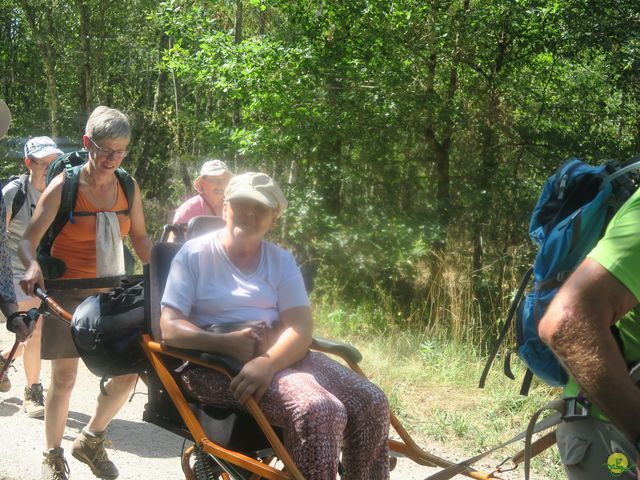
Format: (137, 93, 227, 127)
(180, 351, 390, 480)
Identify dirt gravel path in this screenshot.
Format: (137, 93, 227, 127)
(0, 326, 533, 480)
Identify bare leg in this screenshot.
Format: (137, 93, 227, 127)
(46, 358, 79, 449)
(86, 373, 138, 432)
(1, 342, 25, 360)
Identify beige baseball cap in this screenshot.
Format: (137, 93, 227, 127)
(0, 100, 11, 139)
(224, 172, 287, 217)
(194, 159, 232, 192)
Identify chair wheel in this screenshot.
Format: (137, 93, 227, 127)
(389, 456, 398, 471)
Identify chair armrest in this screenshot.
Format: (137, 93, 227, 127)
(156, 337, 362, 374)
(45, 274, 143, 291)
(159, 223, 186, 243)
(158, 342, 244, 375)
(199, 352, 243, 376)
(311, 336, 362, 364)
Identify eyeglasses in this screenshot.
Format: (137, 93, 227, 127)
(89, 137, 128, 160)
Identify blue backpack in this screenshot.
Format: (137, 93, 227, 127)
(480, 157, 640, 394)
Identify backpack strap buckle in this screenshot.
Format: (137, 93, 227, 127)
(562, 396, 590, 422)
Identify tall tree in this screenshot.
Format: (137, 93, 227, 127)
(17, 0, 62, 136)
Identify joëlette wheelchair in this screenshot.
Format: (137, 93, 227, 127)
(28, 216, 554, 480)
(138, 216, 498, 480)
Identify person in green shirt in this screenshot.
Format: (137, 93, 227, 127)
(539, 187, 640, 479)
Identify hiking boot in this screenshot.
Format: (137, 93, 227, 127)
(71, 428, 119, 479)
(24, 383, 45, 418)
(0, 357, 12, 392)
(42, 448, 70, 480)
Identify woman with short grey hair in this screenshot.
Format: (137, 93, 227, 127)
(19, 105, 152, 480)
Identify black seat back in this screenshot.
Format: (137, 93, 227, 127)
(144, 242, 182, 342)
(143, 240, 279, 453)
(186, 215, 225, 240)
(157, 216, 224, 243)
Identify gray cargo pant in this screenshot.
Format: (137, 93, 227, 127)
(557, 417, 638, 479)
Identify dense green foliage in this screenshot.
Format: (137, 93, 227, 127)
(1, 0, 639, 343)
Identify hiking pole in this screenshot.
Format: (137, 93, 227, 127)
(34, 286, 72, 324)
(0, 340, 19, 382)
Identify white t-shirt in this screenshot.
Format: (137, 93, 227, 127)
(161, 231, 310, 329)
(2, 177, 41, 272)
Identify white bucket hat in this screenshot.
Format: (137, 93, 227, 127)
(194, 159, 232, 192)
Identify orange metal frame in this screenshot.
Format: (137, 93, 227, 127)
(34, 276, 507, 479)
(141, 335, 304, 480)
(140, 334, 498, 480)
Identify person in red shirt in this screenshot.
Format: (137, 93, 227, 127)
(173, 159, 233, 223)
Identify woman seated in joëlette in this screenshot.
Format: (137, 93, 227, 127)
(160, 171, 390, 480)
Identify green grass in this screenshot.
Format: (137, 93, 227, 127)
(313, 304, 565, 479)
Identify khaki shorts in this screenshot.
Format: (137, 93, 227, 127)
(41, 288, 108, 360)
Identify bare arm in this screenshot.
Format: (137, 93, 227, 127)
(261, 306, 313, 373)
(0, 195, 32, 342)
(128, 179, 152, 264)
(230, 306, 313, 403)
(18, 177, 63, 295)
(0, 299, 17, 321)
(0, 299, 33, 342)
(160, 305, 259, 361)
(538, 258, 640, 442)
(2, 181, 17, 228)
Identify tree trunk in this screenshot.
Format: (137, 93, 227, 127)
(258, 5, 266, 35)
(76, 0, 92, 115)
(152, 34, 169, 121)
(472, 28, 508, 280)
(234, 0, 243, 45)
(232, 0, 243, 164)
(422, 0, 467, 258)
(316, 74, 343, 215)
(18, 0, 59, 136)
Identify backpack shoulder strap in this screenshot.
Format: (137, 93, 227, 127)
(605, 158, 640, 184)
(114, 168, 135, 211)
(479, 267, 533, 388)
(57, 164, 83, 229)
(47, 151, 88, 231)
(40, 164, 83, 257)
(9, 173, 30, 222)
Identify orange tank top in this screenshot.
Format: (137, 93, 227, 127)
(51, 182, 131, 279)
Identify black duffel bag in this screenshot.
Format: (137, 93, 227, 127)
(71, 278, 148, 393)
